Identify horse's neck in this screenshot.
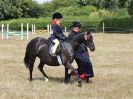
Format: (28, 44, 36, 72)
(70, 33, 84, 50)
(60, 32, 85, 54)
(72, 32, 84, 43)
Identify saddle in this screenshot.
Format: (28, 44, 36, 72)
(47, 39, 62, 65)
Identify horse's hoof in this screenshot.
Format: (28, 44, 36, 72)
(64, 78, 70, 84)
(64, 80, 69, 84)
(29, 79, 32, 81)
(44, 77, 49, 82)
(78, 81, 82, 87)
(85, 76, 90, 83)
(78, 83, 82, 87)
(86, 80, 92, 83)
(86, 79, 89, 83)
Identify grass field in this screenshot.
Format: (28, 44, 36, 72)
(0, 33, 133, 99)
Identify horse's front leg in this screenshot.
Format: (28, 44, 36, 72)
(65, 63, 82, 87)
(64, 67, 71, 83)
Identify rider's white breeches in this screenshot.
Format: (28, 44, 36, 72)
(52, 39, 60, 53)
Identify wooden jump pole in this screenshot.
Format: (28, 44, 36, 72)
(50, 24, 52, 34)
(32, 24, 33, 34)
(47, 24, 50, 34)
(21, 23, 24, 40)
(103, 22, 105, 33)
(27, 23, 29, 40)
(6, 24, 9, 39)
(33, 24, 35, 34)
(65, 27, 67, 34)
(1, 24, 4, 40)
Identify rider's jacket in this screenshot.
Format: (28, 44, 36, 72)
(49, 24, 66, 41)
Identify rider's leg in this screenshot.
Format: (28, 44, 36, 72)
(52, 39, 60, 54)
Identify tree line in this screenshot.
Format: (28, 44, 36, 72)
(0, 0, 133, 20)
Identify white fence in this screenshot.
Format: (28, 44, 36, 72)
(0, 23, 36, 40)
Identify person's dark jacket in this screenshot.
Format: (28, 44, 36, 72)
(49, 24, 66, 41)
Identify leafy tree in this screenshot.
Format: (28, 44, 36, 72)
(0, 0, 43, 20)
(118, 0, 128, 8)
(127, 0, 133, 18)
(89, 0, 105, 9)
(81, 0, 118, 9)
(52, 0, 78, 9)
(104, 0, 118, 10)
(41, 2, 55, 17)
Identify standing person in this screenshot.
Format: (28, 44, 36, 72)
(49, 12, 67, 56)
(68, 21, 94, 82)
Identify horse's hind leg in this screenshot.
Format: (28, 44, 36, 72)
(66, 63, 82, 87)
(29, 57, 36, 81)
(64, 67, 69, 83)
(38, 61, 49, 81)
(29, 66, 33, 81)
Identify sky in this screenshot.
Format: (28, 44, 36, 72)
(35, 0, 52, 4)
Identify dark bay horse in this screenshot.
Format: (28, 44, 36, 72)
(23, 31, 95, 86)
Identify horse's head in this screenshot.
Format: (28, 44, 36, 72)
(83, 31, 95, 52)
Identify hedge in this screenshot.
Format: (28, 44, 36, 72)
(0, 17, 133, 33)
(0, 18, 51, 30)
(0, 16, 102, 32)
(99, 18, 133, 32)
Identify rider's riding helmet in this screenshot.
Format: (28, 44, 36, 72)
(71, 21, 81, 28)
(52, 12, 63, 19)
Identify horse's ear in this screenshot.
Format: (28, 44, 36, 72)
(84, 32, 88, 40)
(87, 30, 91, 35)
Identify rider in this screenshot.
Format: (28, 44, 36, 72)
(49, 12, 67, 56)
(68, 21, 94, 82)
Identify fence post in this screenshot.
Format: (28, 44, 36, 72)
(103, 22, 105, 33)
(21, 23, 23, 40)
(1, 24, 4, 40)
(32, 24, 33, 34)
(50, 24, 52, 34)
(65, 27, 67, 34)
(33, 24, 35, 34)
(47, 24, 49, 34)
(27, 23, 29, 40)
(6, 24, 9, 39)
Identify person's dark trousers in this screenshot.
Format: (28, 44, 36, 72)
(75, 51, 94, 78)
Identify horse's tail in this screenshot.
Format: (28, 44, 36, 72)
(24, 47, 30, 68)
(23, 40, 33, 68)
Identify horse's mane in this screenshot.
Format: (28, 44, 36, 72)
(65, 32, 86, 42)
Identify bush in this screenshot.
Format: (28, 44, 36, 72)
(56, 6, 97, 16)
(128, 1, 133, 18)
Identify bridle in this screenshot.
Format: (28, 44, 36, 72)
(84, 32, 92, 40)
